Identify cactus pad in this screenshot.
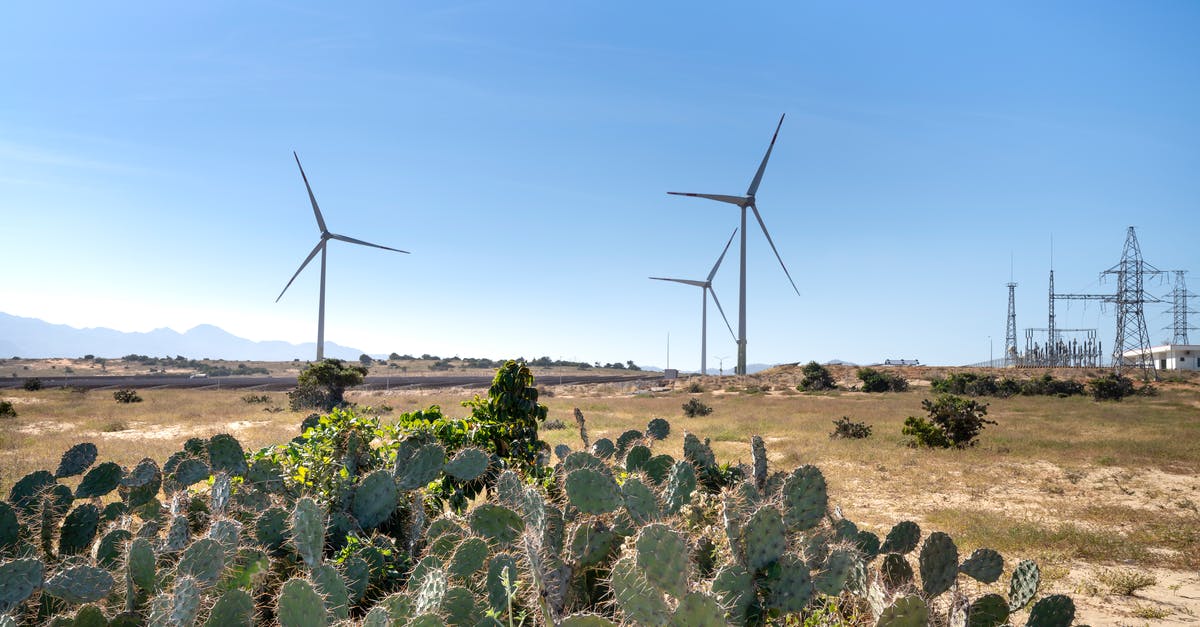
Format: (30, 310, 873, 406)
(441, 585, 481, 626)
(711, 564, 755, 626)
(485, 554, 519, 613)
(254, 507, 290, 555)
(751, 435, 768, 492)
(636, 523, 689, 598)
(75, 462, 124, 499)
(1007, 559, 1040, 611)
(203, 588, 254, 627)
(565, 468, 623, 515)
(413, 565, 448, 615)
(55, 443, 98, 478)
(9, 470, 56, 514)
(207, 433, 247, 477)
(590, 438, 615, 459)
(44, 564, 114, 604)
(781, 465, 828, 531)
(554, 443, 572, 461)
(127, 537, 157, 592)
(682, 432, 716, 470)
(560, 615, 617, 626)
(570, 521, 619, 569)
(646, 417, 671, 441)
(621, 476, 659, 524)
(0, 501, 20, 550)
(361, 607, 390, 627)
(609, 553, 670, 625)
(276, 577, 329, 627)
(162, 513, 190, 553)
(879, 553, 914, 591)
(663, 460, 697, 515)
(94, 528, 131, 569)
(856, 529, 882, 562)
(0, 558, 44, 613)
(669, 591, 727, 626)
(170, 457, 210, 489)
(624, 445, 652, 473)
(563, 451, 609, 475)
(494, 470, 523, 509)
(166, 575, 201, 626)
(353, 470, 399, 530)
(876, 594, 928, 627)
(765, 554, 814, 613)
(397, 443, 446, 490)
(816, 547, 858, 597)
(311, 563, 350, 620)
(72, 604, 107, 627)
(919, 531, 958, 597)
(443, 447, 490, 481)
(643, 454, 676, 485)
(1025, 594, 1074, 627)
(880, 520, 921, 555)
(965, 593, 1008, 627)
(341, 555, 370, 603)
(178, 537, 225, 585)
(959, 547, 1003, 584)
(120, 458, 162, 508)
(207, 518, 241, 554)
(58, 503, 101, 556)
(469, 504, 523, 545)
(449, 537, 490, 581)
(744, 505, 786, 571)
(615, 429, 644, 458)
(291, 497, 326, 568)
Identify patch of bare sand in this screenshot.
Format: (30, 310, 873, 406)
(16, 420, 76, 435)
(101, 423, 199, 440)
(2, 396, 45, 405)
(1067, 565, 1200, 626)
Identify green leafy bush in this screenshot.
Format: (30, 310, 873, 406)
(829, 416, 870, 439)
(797, 361, 836, 391)
(681, 398, 713, 417)
(112, 388, 142, 403)
(288, 358, 368, 411)
(22, 378, 42, 391)
(241, 394, 272, 404)
(857, 367, 908, 392)
(903, 394, 996, 448)
(0, 400, 15, 418)
(1020, 374, 1085, 397)
(1088, 373, 1136, 401)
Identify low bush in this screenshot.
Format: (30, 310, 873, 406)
(241, 393, 273, 404)
(903, 394, 995, 448)
(797, 361, 836, 391)
(829, 416, 871, 439)
(22, 378, 42, 391)
(857, 367, 908, 392)
(542, 418, 568, 430)
(684, 380, 704, 393)
(0, 400, 16, 418)
(1089, 373, 1136, 401)
(682, 398, 713, 417)
(1097, 568, 1157, 595)
(1021, 374, 1085, 397)
(112, 388, 142, 403)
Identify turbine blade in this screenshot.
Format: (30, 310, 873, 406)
(294, 152, 328, 233)
(708, 286, 737, 342)
(276, 240, 324, 302)
(667, 192, 747, 206)
(746, 113, 785, 197)
(707, 228, 738, 282)
(328, 232, 409, 254)
(649, 277, 707, 288)
(750, 203, 801, 297)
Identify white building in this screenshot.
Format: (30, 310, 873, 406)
(1121, 345, 1200, 371)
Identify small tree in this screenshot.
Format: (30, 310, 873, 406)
(113, 388, 143, 403)
(358, 354, 374, 367)
(1088, 373, 1135, 401)
(830, 416, 871, 439)
(388, 352, 402, 361)
(0, 400, 16, 418)
(798, 361, 836, 391)
(289, 358, 368, 411)
(903, 394, 995, 448)
(857, 368, 908, 392)
(22, 378, 43, 391)
(682, 398, 713, 417)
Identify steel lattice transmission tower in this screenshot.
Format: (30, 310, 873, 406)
(1106, 227, 1163, 378)
(1004, 282, 1018, 367)
(1165, 270, 1197, 344)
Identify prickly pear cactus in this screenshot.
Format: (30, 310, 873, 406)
(565, 468, 622, 515)
(751, 435, 768, 492)
(397, 443, 446, 490)
(170, 457, 210, 489)
(0, 557, 44, 613)
(590, 438, 615, 459)
(682, 432, 717, 470)
(291, 497, 326, 568)
(965, 593, 1009, 627)
(918, 531, 958, 597)
(44, 564, 114, 604)
(635, 523, 689, 598)
(177, 538, 225, 585)
(207, 433, 248, 476)
(443, 447, 490, 481)
(277, 577, 329, 627)
(959, 547, 1003, 584)
(9, 470, 56, 514)
(743, 505, 786, 571)
(56, 443, 99, 478)
(625, 445, 652, 473)
(609, 554, 670, 625)
(880, 520, 921, 555)
(781, 465, 828, 531)
(468, 504, 524, 545)
(353, 470, 399, 530)
(94, 528, 131, 569)
(663, 460, 697, 515)
(615, 429, 643, 458)
(127, 537, 157, 593)
(621, 476, 659, 524)
(646, 417, 671, 441)
(815, 547, 857, 597)
(1025, 594, 1074, 627)
(876, 594, 929, 627)
(669, 591, 727, 626)
(120, 458, 162, 509)
(203, 588, 254, 627)
(311, 563, 350, 620)
(76, 461, 124, 499)
(58, 503, 100, 556)
(0, 501, 19, 550)
(1008, 559, 1040, 612)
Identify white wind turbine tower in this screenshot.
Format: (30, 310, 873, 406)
(276, 152, 408, 360)
(668, 114, 800, 375)
(650, 229, 739, 375)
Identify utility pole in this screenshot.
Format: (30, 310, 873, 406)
(1165, 270, 1196, 344)
(1005, 281, 1018, 367)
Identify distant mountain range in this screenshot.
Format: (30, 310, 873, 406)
(0, 312, 366, 361)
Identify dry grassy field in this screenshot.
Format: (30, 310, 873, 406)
(2, 364, 1197, 625)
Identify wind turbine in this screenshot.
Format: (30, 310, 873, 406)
(650, 229, 739, 375)
(276, 152, 408, 360)
(668, 114, 800, 375)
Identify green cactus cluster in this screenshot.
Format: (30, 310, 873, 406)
(0, 364, 1086, 626)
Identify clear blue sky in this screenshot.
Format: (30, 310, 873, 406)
(3, 1, 1198, 369)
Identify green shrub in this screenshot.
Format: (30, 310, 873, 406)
(829, 416, 871, 439)
(682, 398, 713, 417)
(797, 361, 836, 391)
(241, 393, 272, 404)
(288, 358, 368, 411)
(857, 368, 908, 392)
(542, 418, 567, 430)
(22, 378, 42, 391)
(903, 394, 995, 448)
(684, 380, 704, 393)
(0, 400, 16, 418)
(1088, 373, 1136, 401)
(113, 388, 142, 403)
